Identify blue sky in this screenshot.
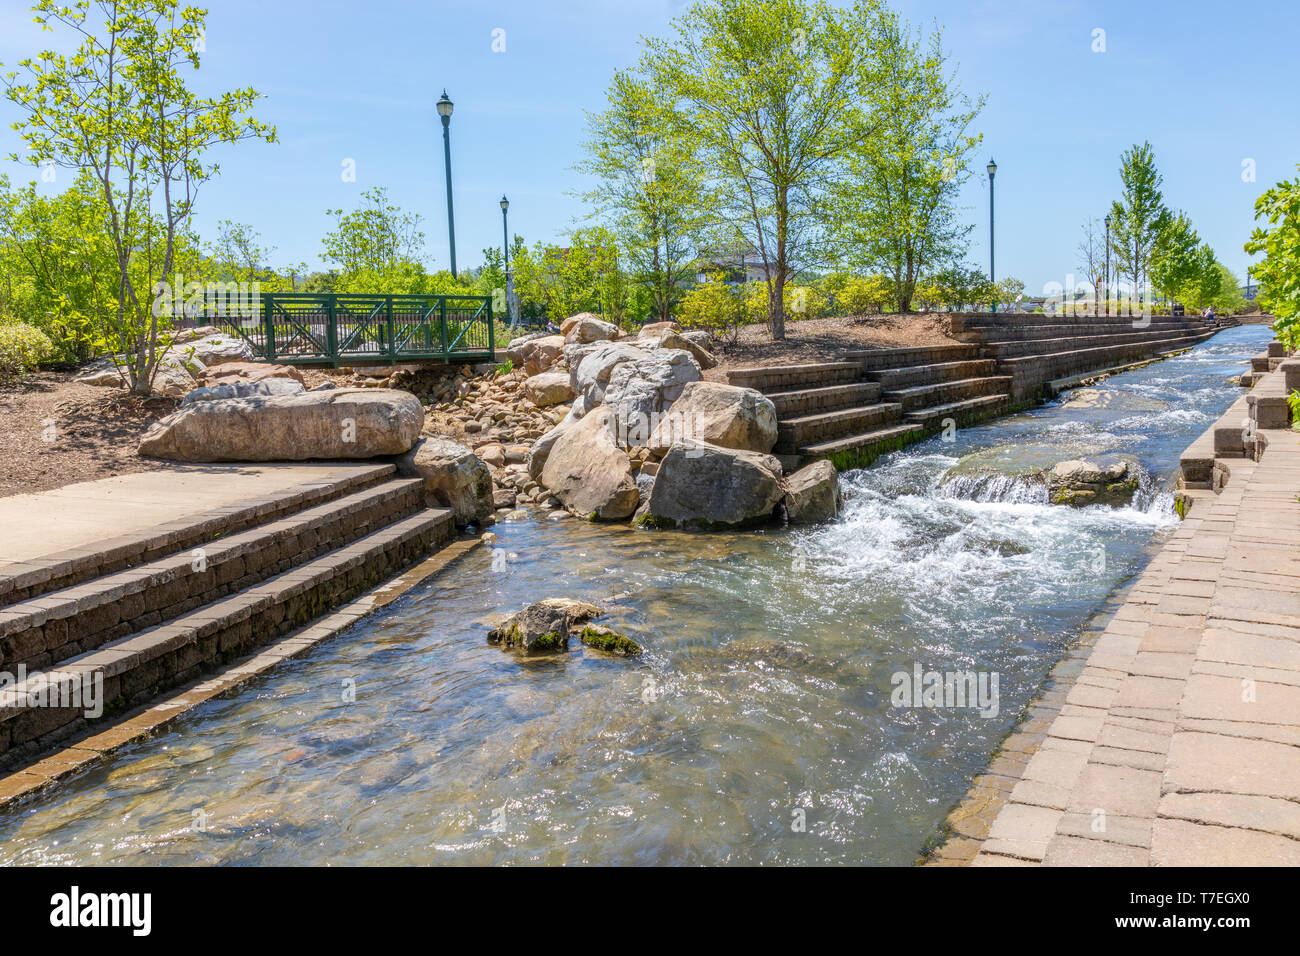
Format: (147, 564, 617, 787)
(1, 0, 1296, 295)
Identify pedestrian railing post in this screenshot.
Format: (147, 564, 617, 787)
(264, 293, 276, 360)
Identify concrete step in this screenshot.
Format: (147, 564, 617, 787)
(1002, 330, 1219, 400)
(0, 478, 426, 674)
(799, 423, 925, 463)
(765, 381, 882, 417)
(904, 394, 1008, 428)
(724, 361, 861, 394)
(882, 376, 1013, 412)
(0, 508, 454, 760)
(864, 359, 997, 390)
(0, 464, 397, 608)
(963, 320, 1204, 342)
(983, 326, 1221, 359)
(776, 402, 903, 453)
(844, 344, 978, 369)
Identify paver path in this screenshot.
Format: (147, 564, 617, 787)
(973, 424, 1300, 866)
(0, 463, 387, 565)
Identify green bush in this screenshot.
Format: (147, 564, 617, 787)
(678, 275, 750, 346)
(0, 322, 54, 384)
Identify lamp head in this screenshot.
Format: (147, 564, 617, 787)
(436, 90, 454, 124)
(986, 158, 997, 178)
(500, 195, 509, 213)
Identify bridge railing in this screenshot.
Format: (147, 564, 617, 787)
(205, 292, 495, 365)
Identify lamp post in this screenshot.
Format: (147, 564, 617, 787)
(986, 158, 997, 313)
(1104, 214, 1111, 316)
(436, 90, 457, 277)
(500, 195, 515, 328)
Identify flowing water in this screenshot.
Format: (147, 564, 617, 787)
(0, 325, 1270, 865)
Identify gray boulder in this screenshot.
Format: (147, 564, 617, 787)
(395, 436, 494, 527)
(1046, 458, 1140, 507)
(783, 460, 841, 524)
(181, 379, 305, 406)
(604, 349, 702, 446)
(487, 598, 602, 654)
(641, 439, 784, 529)
(539, 406, 639, 519)
(138, 387, 423, 461)
(646, 381, 777, 455)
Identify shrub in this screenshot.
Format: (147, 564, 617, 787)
(0, 322, 54, 384)
(678, 274, 750, 347)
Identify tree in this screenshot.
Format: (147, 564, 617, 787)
(1149, 212, 1201, 305)
(1077, 217, 1106, 314)
(930, 263, 990, 311)
(579, 70, 710, 324)
(1108, 142, 1170, 309)
(4, 0, 275, 395)
(1183, 243, 1222, 309)
(834, 14, 982, 312)
(1244, 165, 1300, 350)
(644, 0, 886, 340)
(322, 186, 430, 292)
(0, 171, 119, 361)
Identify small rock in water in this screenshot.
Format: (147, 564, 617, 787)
(578, 625, 642, 656)
(1045, 457, 1140, 507)
(487, 598, 602, 654)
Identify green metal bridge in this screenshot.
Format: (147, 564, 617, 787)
(208, 292, 496, 366)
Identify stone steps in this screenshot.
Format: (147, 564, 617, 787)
(845, 344, 978, 369)
(962, 320, 1208, 342)
(0, 464, 397, 608)
(776, 402, 903, 453)
(882, 375, 1012, 412)
(904, 394, 1008, 429)
(0, 478, 426, 674)
(863, 359, 997, 390)
(799, 423, 925, 462)
(765, 381, 882, 417)
(1001, 330, 1220, 400)
(724, 361, 862, 392)
(983, 326, 1220, 358)
(0, 507, 454, 762)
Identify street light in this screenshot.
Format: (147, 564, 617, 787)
(1104, 214, 1111, 316)
(986, 158, 997, 313)
(500, 195, 515, 329)
(436, 90, 457, 276)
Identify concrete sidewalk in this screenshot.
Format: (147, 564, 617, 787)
(971, 421, 1300, 866)
(0, 463, 387, 566)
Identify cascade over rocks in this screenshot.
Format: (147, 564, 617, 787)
(137, 387, 424, 461)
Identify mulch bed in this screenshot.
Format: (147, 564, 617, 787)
(0, 371, 177, 498)
(705, 313, 958, 379)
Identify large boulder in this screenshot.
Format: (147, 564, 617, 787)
(172, 332, 254, 368)
(395, 436, 493, 527)
(517, 335, 566, 375)
(505, 331, 547, 366)
(639, 329, 718, 370)
(181, 378, 304, 406)
(1046, 458, 1140, 507)
(487, 598, 602, 654)
(75, 353, 205, 397)
(571, 342, 652, 406)
(641, 440, 784, 529)
(527, 417, 579, 481)
(563, 315, 620, 345)
(522, 371, 575, 408)
(646, 381, 777, 455)
(604, 350, 702, 446)
(638, 321, 682, 338)
(197, 361, 305, 387)
(782, 460, 841, 525)
(137, 388, 424, 462)
(539, 406, 639, 519)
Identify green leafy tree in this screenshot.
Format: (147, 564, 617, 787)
(4, 0, 276, 395)
(1108, 141, 1170, 304)
(644, 0, 886, 340)
(322, 186, 433, 293)
(580, 70, 710, 324)
(1244, 165, 1300, 349)
(1149, 212, 1201, 303)
(930, 263, 990, 311)
(834, 14, 982, 313)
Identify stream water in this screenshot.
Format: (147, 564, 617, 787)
(0, 324, 1270, 865)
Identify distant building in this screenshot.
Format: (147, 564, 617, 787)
(696, 243, 774, 284)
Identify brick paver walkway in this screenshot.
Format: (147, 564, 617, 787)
(971, 422, 1300, 866)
